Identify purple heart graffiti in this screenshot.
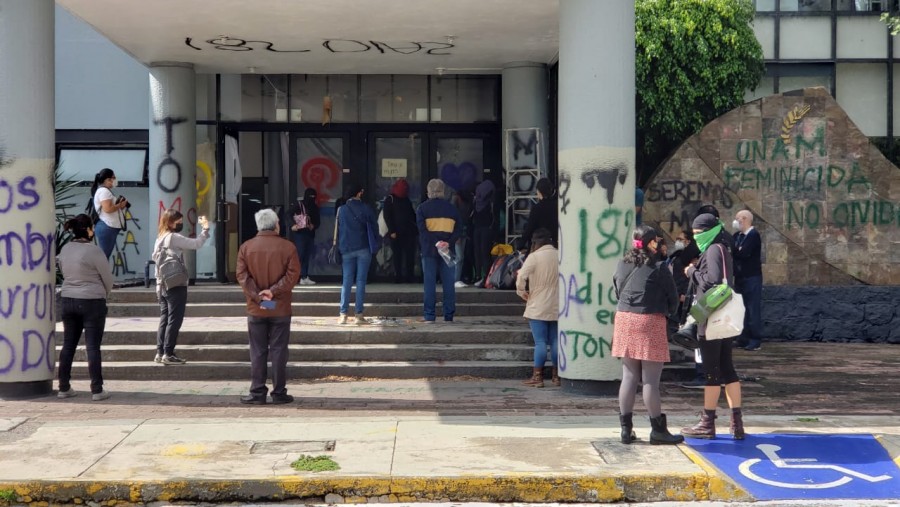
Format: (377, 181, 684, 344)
(440, 162, 479, 193)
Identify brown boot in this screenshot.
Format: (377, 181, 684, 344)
(551, 367, 561, 387)
(681, 409, 717, 439)
(730, 408, 745, 440)
(522, 367, 544, 388)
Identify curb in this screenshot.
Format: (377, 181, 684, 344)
(0, 473, 752, 504)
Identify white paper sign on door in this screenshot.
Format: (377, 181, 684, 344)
(382, 158, 408, 178)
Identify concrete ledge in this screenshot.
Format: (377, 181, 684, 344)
(0, 473, 750, 504)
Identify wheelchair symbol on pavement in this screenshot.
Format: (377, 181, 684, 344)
(738, 443, 893, 489)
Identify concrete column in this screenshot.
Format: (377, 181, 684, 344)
(149, 63, 197, 275)
(502, 62, 549, 176)
(557, 0, 635, 393)
(0, 0, 55, 399)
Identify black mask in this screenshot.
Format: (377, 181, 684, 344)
(173, 223, 184, 233)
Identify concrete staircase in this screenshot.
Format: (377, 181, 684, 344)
(59, 284, 540, 380)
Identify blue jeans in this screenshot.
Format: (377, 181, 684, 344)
(94, 221, 119, 260)
(422, 255, 456, 321)
(736, 275, 763, 347)
(528, 319, 558, 367)
(294, 234, 315, 278)
(340, 248, 371, 315)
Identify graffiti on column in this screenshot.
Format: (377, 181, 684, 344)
(185, 37, 454, 56)
(153, 116, 196, 232)
(558, 147, 634, 381)
(0, 170, 56, 378)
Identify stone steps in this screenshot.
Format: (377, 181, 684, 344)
(105, 302, 525, 318)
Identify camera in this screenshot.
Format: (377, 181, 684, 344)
(116, 195, 131, 209)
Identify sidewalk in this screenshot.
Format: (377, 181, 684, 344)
(0, 343, 898, 504)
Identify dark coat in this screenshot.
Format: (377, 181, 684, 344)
(383, 194, 417, 239)
(522, 196, 559, 247)
(613, 258, 679, 316)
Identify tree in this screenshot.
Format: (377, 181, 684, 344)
(636, 0, 765, 184)
(881, 13, 900, 36)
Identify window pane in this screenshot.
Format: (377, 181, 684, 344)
(780, 74, 832, 93)
(360, 75, 428, 122)
(836, 63, 887, 136)
(837, 17, 888, 59)
(290, 75, 359, 123)
(431, 76, 499, 123)
(753, 18, 776, 60)
(745, 76, 775, 102)
(241, 74, 288, 122)
(437, 138, 484, 194)
(780, 17, 832, 59)
(755, 0, 776, 11)
(196, 124, 217, 278)
(58, 149, 146, 182)
(297, 137, 344, 277)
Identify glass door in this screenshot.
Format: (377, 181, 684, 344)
(292, 133, 350, 278)
(368, 132, 426, 280)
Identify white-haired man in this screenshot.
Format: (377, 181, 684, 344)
(236, 208, 301, 404)
(732, 209, 763, 351)
(416, 179, 461, 322)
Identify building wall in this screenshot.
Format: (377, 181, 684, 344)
(55, 4, 149, 130)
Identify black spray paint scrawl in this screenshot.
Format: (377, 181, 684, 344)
(0, 143, 12, 169)
(581, 162, 628, 205)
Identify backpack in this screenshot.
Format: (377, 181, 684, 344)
(486, 252, 525, 290)
(152, 233, 188, 292)
(84, 196, 100, 225)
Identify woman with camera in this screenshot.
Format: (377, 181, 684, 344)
(91, 168, 129, 259)
(612, 225, 682, 445)
(57, 214, 114, 401)
(680, 213, 745, 440)
(153, 209, 210, 365)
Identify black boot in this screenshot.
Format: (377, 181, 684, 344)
(619, 413, 637, 444)
(731, 408, 745, 440)
(649, 414, 685, 445)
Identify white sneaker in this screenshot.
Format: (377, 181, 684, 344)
(338, 314, 348, 325)
(58, 388, 76, 399)
(454, 281, 468, 288)
(92, 390, 111, 401)
(355, 314, 367, 325)
(300, 277, 316, 285)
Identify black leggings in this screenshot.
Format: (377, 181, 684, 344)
(699, 337, 740, 386)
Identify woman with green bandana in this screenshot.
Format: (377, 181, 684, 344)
(680, 213, 745, 440)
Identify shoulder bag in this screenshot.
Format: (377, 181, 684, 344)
(327, 208, 342, 265)
(689, 244, 733, 324)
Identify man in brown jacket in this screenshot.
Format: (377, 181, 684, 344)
(236, 208, 301, 405)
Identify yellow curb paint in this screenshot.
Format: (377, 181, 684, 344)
(160, 444, 207, 457)
(874, 435, 900, 468)
(679, 445, 752, 501)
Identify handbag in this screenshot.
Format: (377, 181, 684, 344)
(706, 292, 745, 341)
(377, 196, 391, 236)
(293, 202, 313, 230)
(153, 233, 189, 292)
(689, 244, 733, 324)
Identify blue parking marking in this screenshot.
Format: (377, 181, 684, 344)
(686, 433, 900, 500)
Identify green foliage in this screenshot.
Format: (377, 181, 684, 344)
(0, 489, 16, 503)
(290, 454, 340, 472)
(881, 12, 900, 36)
(636, 0, 765, 181)
(54, 163, 82, 283)
(796, 417, 820, 423)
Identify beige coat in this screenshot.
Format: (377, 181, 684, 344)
(515, 245, 559, 321)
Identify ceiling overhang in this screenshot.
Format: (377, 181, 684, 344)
(57, 0, 559, 75)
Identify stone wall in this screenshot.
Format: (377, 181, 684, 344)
(643, 87, 900, 286)
(763, 286, 900, 343)
(643, 88, 900, 343)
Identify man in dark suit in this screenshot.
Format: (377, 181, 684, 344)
(733, 209, 763, 351)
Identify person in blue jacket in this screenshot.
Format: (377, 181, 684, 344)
(337, 184, 378, 325)
(416, 179, 461, 323)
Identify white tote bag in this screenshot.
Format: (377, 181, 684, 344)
(706, 292, 745, 341)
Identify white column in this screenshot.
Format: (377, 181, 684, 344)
(502, 61, 549, 175)
(558, 0, 635, 391)
(0, 0, 56, 399)
(149, 63, 198, 275)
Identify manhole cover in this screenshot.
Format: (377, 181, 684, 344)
(250, 440, 335, 454)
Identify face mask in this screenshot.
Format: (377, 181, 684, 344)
(110, 178, 118, 188)
(173, 223, 184, 233)
(732, 219, 741, 231)
(674, 240, 686, 251)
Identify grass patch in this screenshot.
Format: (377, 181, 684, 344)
(291, 454, 340, 472)
(796, 417, 820, 423)
(0, 490, 16, 503)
